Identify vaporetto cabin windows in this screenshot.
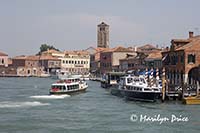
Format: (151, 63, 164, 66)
(51, 85, 79, 91)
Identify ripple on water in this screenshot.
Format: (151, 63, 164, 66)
(0, 101, 50, 108)
(30, 94, 70, 99)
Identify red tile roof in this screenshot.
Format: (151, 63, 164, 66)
(146, 51, 162, 59)
(12, 55, 27, 60)
(41, 49, 63, 55)
(176, 36, 200, 51)
(171, 39, 190, 43)
(102, 46, 133, 53)
(40, 55, 60, 60)
(13, 55, 40, 60)
(64, 50, 89, 55)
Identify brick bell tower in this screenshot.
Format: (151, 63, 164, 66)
(97, 22, 109, 48)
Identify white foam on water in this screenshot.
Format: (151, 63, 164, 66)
(30, 94, 70, 99)
(0, 101, 50, 108)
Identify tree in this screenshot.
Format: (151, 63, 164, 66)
(37, 44, 60, 55)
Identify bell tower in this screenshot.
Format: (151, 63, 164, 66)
(97, 22, 109, 48)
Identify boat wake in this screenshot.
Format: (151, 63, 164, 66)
(30, 94, 70, 99)
(0, 101, 50, 108)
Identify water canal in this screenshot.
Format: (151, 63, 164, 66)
(0, 77, 199, 132)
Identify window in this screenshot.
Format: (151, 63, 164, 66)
(188, 54, 195, 64)
(2, 59, 4, 64)
(175, 54, 178, 64)
(33, 70, 36, 74)
(180, 54, 184, 64)
(62, 60, 65, 64)
(66, 60, 68, 64)
(27, 70, 31, 74)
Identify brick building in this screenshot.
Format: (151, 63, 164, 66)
(119, 53, 143, 71)
(100, 46, 135, 74)
(86, 47, 109, 76)
(119, 45, 162, 72)
(162, 32, 200, 86)
(145, 50, 162, 69)
(39, 55, 61, 73)
(12, 55, 44, 77)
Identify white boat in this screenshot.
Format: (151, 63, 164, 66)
(49, 77, 88, 95)
(117, 75, 161, 102)
(40, 72, 50, 78)
(101, 72, 126, 88)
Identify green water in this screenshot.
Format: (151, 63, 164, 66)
(0, 77, 199, 133)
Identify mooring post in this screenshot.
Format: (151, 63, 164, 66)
(156, 68, 159, 87)
(162, 67, 166, 102)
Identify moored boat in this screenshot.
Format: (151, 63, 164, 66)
(183, 82, 200, 105)
(49, 77, 88, 95)
(101, 72, 126, 88)
(119, 75, 161, 102)
(183, 96, 200, 105)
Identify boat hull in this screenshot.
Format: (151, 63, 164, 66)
(49, 87, 87, 95)
(110, 87, 124, 97)
(123, 90, 160, 102)
(183, 96, 200, 105)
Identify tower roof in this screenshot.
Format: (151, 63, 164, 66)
(98, 22, 109, 26)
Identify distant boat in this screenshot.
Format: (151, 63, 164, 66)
(101, 72, 126, 88)
(40, 72, 50, 78)
(49, 77, 88, 95)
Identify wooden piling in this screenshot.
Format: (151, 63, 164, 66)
(162, 67, 166, 102)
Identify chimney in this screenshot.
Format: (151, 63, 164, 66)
(189, 31, 194, 38)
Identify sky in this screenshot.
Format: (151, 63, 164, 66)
(0, 0, 200, 57)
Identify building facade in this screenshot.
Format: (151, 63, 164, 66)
(86, 47, 109, 77)
(100, 46, 135, 74)
(145, 50, 162, 69)
(119, 52, 149, 72)
(12, 55, 44, 77)
(0, 51, 8, 67)
(119, 45, 162, 72)
(60, 50, 90, 74)
(162, 32, 200, 86)
(39, 55, 61, 73)
(97, 22, 109, 48)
